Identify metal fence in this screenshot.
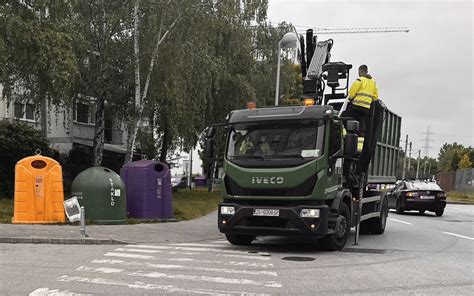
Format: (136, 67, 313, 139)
(437, 169, 474, 193)
(455, 168, 474, 193)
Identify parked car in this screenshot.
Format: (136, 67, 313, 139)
(387, 180, 446, 216)
(171, 175, 188, 191)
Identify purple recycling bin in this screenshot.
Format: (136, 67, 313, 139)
(120, 160, 173, 219)
(194, 176, 206, 187)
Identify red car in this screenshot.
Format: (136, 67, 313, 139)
(387, 180, 447, 216)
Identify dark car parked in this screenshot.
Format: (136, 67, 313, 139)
(387, 180, 447, 216)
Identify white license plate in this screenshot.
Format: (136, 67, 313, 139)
(420, 195, 435, 200)
(253, 209, 280, 217)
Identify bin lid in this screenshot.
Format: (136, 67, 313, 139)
(122, 159, 156, 168)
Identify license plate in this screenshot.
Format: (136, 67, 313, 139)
(253, 209, 280, 217)
(420, 195, 435, 200)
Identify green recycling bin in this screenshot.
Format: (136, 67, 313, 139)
(71, 166, 127, 224)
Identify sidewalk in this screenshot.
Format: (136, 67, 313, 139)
(0, 211, 224, 245)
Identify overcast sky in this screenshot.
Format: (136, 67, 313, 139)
(268, 0, 473, 158)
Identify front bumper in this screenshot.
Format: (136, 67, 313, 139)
(218, 202, 330, 238)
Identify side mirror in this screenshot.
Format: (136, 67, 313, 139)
(206, 126, 216, 139)
(205, 138, 215, 160)
(344, 134, 358, 157)
(346, 120, 359, 134)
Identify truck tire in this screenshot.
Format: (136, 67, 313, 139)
(435, 209, 444, 217)
(320, 203, 350, 251)
(369, 198, 388, 234)
(225, 234, 255, 246)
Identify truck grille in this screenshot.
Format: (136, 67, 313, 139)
(224, 175, 317, 197)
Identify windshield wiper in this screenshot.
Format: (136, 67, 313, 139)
(230, 155, 265, 160)
(267, 154, 305, 159)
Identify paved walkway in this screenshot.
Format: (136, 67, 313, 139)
(0, 211, 223, 245)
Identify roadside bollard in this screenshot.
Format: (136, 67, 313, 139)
(80, 206, 86, 237)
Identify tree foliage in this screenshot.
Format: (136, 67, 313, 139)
(438, 142, 474, 172)
(1, 0, 300, 171)
(0, 1, 79, 105)
(0, 120, 50, 198)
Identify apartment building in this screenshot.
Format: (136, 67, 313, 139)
(0, 85, 128, 159)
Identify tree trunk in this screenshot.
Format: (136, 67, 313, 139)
(125, 12, 181, 163)
(92, 96, 105, 166)
(159, 120, 171, 163)
(124, 0, 141, 164)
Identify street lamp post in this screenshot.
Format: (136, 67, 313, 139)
(274, 32, 299, 106)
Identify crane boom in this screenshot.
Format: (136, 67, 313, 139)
(299, 27, 410, 34)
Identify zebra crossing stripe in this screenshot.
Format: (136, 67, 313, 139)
(104, 252, 153, 259)
(57, 275, 263, 295)
(91, 259, 278, 276)
(76, 267, 281, 288)
(125, 244, 270, 256)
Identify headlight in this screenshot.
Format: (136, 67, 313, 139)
(300, 209, 320, 218)
(220, 206, 235, 215)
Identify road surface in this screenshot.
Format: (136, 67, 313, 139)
(0, 204, 472, 295)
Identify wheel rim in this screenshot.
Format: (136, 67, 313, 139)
(335, 215, 347, 239)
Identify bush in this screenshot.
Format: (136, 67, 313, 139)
(0, 120, 50, 198)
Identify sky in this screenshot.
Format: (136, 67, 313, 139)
(268, 0, 473, 158)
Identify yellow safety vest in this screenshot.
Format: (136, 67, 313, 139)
(349, 76, 379, 109)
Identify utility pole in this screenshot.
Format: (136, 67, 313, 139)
(402, 135, 408, 180)
(416, 150, 421, 179)
(188, 147, 193, 190)
(407, 142, 412, 179)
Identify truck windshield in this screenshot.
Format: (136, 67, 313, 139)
(227, 120, 324, 160)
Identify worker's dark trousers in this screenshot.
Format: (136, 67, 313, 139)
(341, 104, 370, 137)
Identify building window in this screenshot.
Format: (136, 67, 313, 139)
(14, 102, 35, 121)
(73, 101, 96, 124)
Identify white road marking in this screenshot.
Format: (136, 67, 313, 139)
(129, 244, 171, 250)
(389, 218, 413, 225)
(127, 244, 270, 256)
(76, 266, 123, 274)
(172, 243, 230, 247)
(220, 254, 271, 261)
(29, 288, 88, 296)
(443, 232, 474, 241)
(167, 258, 274, 268)
(104, 252, 154, 259)
(78, 266, 281, 288)
(57, 275, 262, 295)
(115, 248, 163, 253)
(127, 271, 282, 288)
(91, 259, 278, 276)
(104, 252, 274, 267)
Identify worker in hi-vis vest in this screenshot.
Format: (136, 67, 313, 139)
(342, 64, 378, 152)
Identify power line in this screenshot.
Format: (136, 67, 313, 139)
(421, 126, 435, 158)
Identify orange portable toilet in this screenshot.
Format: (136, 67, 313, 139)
(12, 154, 65, 224)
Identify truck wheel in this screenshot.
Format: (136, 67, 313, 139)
(435, 210, 444, 217)
(225, 234, 255, 246)
(320, 203, 350, 251)
(369, 198, 388, 235)
(395, 200, 404, 214)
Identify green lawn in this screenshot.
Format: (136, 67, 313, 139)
(172, 188, 221, 221)
(0, 198, 13, 223)
(447, 192, 474, 204)
(0, 189, 221, 224)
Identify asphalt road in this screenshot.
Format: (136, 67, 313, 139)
(0, 204, 472, 295)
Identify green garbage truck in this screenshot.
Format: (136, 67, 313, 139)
(205, 31, 401, 250)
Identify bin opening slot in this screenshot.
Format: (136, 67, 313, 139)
(31, 160, 47, 169)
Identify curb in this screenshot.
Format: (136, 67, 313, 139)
(446, 201, 474, 205)
(0, 237, 128, 245)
